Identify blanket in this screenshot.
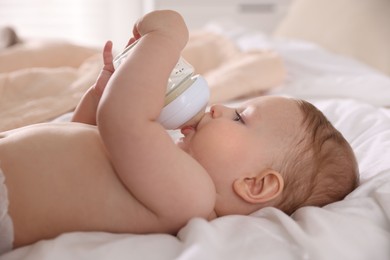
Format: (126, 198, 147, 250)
(0, 41, 101, 131)
(0, 32, 285, 131)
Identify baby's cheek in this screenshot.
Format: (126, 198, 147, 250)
(192, 130, 247, 167)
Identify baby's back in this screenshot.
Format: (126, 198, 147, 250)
(0, 122, 155, 248)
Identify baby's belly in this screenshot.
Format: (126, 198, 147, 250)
(0, 123, 139, 247)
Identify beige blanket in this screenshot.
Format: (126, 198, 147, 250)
(0, 32, 284, 131)
(0, 41, 101, 131)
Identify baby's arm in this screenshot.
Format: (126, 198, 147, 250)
(72, 41, 114, 124)
(97, 11, 216, 233)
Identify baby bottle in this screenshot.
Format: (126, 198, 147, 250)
(113, 41, 209, 130)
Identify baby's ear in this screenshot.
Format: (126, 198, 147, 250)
(233, 169, 284, 204)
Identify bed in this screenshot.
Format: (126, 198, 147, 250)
(1, 0, 390, 259)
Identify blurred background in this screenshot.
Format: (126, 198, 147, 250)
(0, 0, 293, 48)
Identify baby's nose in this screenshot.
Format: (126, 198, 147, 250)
(210, 104, 232, 118)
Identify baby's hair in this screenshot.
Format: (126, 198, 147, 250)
(276, 99, 359, 215)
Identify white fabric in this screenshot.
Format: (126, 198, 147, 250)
(0, 167, 13, 255)
(2, 31, 390, 260)
(208, 23, 390, 107)
(273, 0, 390, 75)
(269, 40, 390, 107)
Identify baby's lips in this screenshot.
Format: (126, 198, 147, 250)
(180, 125, 195, 136)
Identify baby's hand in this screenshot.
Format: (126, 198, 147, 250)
(94, 41, 114, 96)
(133, 10, 188, 51)
(72, 41, 114, 124)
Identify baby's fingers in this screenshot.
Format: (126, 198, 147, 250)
(102, 41, 114, 73)
(125, 37, 137, 48)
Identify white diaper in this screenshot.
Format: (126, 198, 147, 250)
(0, 167, 13, 255)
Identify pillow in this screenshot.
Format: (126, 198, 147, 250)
(273, 0, 390, 75)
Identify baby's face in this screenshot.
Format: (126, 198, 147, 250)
(177, 96, 304, 215)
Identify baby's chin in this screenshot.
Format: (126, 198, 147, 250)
(175, 124, 200, 156)
(176, 136, 188, 152)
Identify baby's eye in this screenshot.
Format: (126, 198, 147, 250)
(234, 110, 245, 124)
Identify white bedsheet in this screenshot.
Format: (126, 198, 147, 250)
(209, 22, 390, 107)
(2, 32, 390, 260)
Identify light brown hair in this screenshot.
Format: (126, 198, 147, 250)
(275, 99, 359, 215)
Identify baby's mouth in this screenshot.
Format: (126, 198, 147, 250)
(179, 108, 206, 133)
(179, 113, 206, 136)
(180, 125, 195, 136)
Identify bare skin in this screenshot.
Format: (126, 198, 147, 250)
(1, 123, 150, 247)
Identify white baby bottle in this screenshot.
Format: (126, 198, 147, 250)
(113, 41, 209, 129)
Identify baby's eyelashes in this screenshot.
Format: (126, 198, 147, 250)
(234, 110, 245, 124)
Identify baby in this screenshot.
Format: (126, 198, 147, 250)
(0, 10, 359, 254)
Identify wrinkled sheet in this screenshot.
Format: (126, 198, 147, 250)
(223, 26, 390, 106)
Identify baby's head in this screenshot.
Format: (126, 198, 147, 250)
(177, 96, 359, 216)
(274, 99, 359, 214)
